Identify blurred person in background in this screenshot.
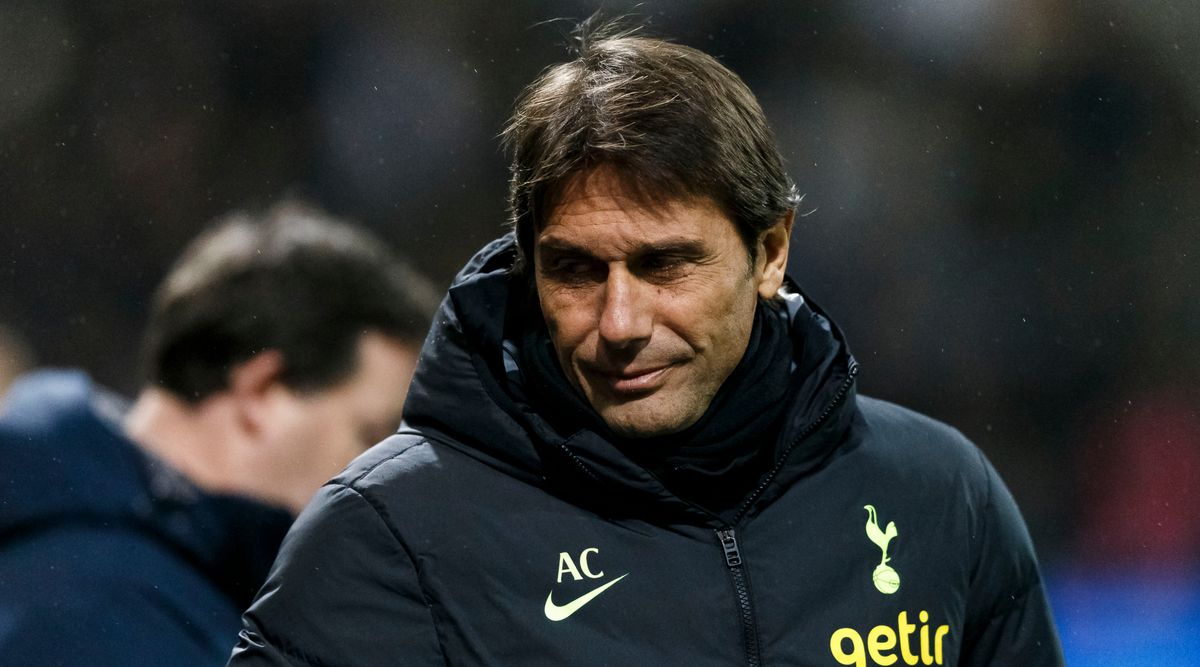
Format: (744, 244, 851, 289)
(230, 24, 1062, 666)
(0, 201, 439, 665)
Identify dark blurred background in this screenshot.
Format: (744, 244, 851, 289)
(1, 1, 1195, 662)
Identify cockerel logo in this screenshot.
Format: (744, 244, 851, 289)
(863, 505, 900, 594)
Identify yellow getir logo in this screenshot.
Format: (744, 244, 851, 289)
(830, 611, 951, 666)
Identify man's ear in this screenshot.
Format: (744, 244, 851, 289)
(755, 211, 793, 299)
(228, 350, 286, 439)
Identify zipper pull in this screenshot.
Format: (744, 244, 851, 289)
(717, 528, 742, 567)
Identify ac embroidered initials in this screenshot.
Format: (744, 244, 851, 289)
(556, 547, 604, 583)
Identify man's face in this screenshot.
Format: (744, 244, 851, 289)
(268, 331, 418, 511)
(534, 168, 789, 438)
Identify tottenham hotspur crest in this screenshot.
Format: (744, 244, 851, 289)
(863, 505, 900, 594)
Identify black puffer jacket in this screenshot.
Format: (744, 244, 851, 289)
(229, 236, 1063, 666)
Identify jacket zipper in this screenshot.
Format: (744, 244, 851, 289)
(732, 362, 859, 524)
(713, 362, 859, 666)
(717, 528, 761, 667)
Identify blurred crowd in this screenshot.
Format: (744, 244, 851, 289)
(0, 0, 1196, 657)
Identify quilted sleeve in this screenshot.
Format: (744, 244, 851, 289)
(959, 451, 1064, 666)
(228, 482, 447, 666)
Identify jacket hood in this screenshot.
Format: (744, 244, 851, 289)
(0, 370, 293, 608)
(403, 235, 859, 526)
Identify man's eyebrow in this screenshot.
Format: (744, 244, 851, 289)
(536, 237, 594, 257)
(637, 239, 708, 256)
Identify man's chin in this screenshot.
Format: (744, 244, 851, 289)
(596, 401, 698, 439)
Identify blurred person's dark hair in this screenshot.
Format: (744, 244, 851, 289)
(141, 200, 440, 403)
(503, 17, 800, 276)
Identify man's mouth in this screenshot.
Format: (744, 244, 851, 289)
(589, 364, 675, 395)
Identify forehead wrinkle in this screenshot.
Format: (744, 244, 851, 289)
(537, 233, 707, 259)
(547, 165, 714, 224)
(548, 192, 675, 227)
(545, 194, 709, 237)
(542, 215, 683, 260)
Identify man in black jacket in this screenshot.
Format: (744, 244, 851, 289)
(230, 29, 1064, 666)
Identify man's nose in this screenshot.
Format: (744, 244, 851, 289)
(597, 267, 652, 350)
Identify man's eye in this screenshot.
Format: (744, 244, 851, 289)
(546, 258, 602, 281)
(561, 261, 593, 274)
(552, 260, 590, 275)
(639, 255, 688, 276)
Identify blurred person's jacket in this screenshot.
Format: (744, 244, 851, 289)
(230, 236, 1063, 666)
(0, 371, 291, 665)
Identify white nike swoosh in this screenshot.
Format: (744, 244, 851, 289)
(543, 573, 629, 622)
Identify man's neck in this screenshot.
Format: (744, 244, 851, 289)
(123, 388, 246, 498)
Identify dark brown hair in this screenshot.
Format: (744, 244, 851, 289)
(503, 21, 799, 274)
(141, 201, 440, 403)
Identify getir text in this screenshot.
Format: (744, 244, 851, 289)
(829, 610, 951, 666)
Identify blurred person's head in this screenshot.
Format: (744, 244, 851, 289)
(0, 325, 36, 401)
(502, 23, 796, 437)
(125, 201, 439, 513)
